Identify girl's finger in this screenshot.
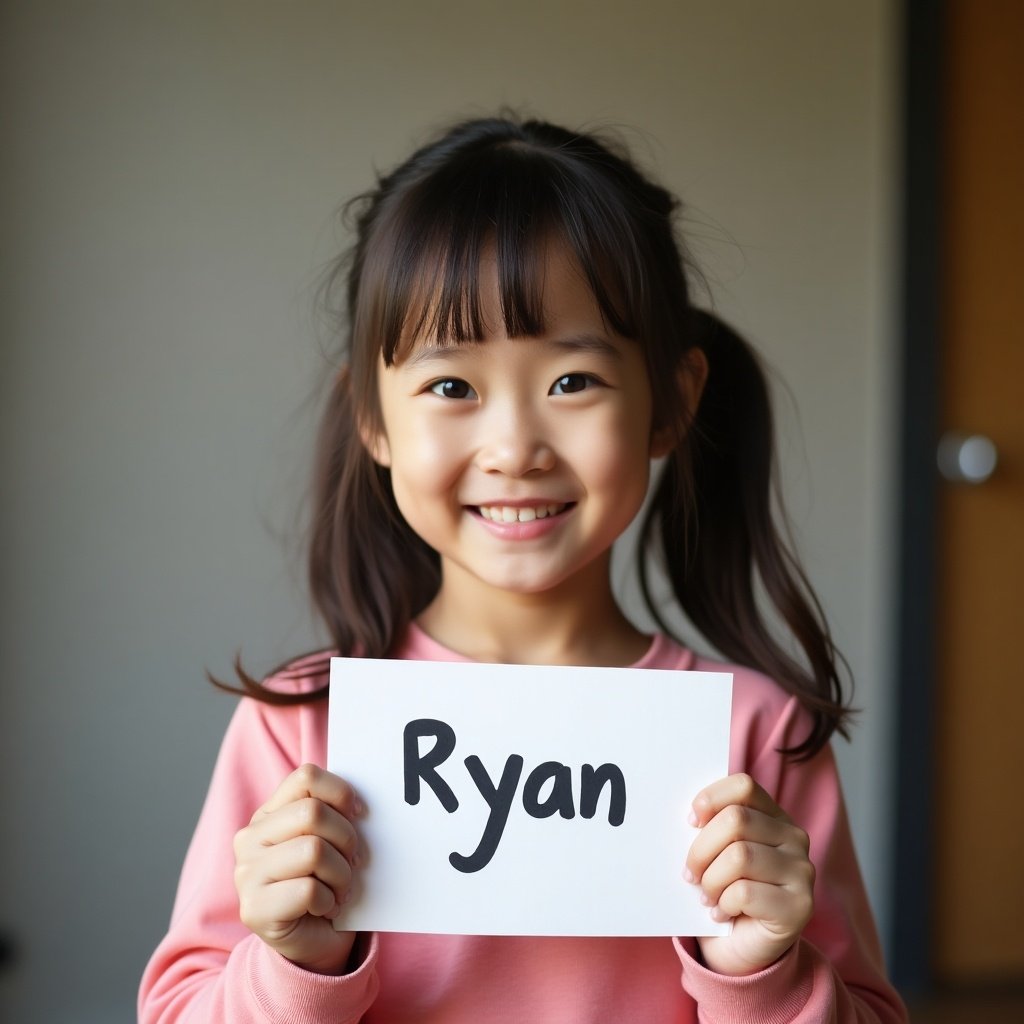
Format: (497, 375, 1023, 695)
(256, 764, 364, 821)
(241, 796, 360, 863)
(712, 876, 815, 932)
(697, 840, 813, 906)
(689, 773, 783, 828)
(242, 833, 354, 898)
(686, 803, 809, 882)
(239, 875, 339, 936)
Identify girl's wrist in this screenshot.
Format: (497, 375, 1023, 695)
(290, 931, 361, 976)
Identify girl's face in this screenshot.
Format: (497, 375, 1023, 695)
(366, 242, 670, 605)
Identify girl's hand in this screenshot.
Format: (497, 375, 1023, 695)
(233, 764, 363, 975)
(685, 773, 815, 977)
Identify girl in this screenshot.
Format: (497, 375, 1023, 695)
(139, 115, 907, 1022)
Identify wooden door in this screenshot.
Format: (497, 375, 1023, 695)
(933, 0, 1024, 983)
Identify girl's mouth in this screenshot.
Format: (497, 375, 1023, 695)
(475, 503, 572, 523)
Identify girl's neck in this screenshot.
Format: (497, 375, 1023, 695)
(415, 556, 650, 668)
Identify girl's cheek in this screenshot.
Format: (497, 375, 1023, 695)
(419, 431, 470, 477)
(578, 411, 651, 482)
(391, 426, 469, 494)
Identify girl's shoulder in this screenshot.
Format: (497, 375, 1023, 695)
(649, 634, 812, 774)
(693, 651, 796, 723)
(219, 650, 336, 771)
(647, 633, 794, 713)
(259, 649, 336, 696)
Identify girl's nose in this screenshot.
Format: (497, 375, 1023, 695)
(475, 406, 556, 477)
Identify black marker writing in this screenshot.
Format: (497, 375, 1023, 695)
(402, 718, 627, 873)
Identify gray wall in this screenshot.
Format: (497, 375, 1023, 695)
(0, 2, 898, 1020)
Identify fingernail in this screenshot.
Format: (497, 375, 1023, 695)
(687, 810, 698, 827)
(700, 892, 713, 907)
(710, 906, 729, 922)
(350, 851, 361, 869)
(342, 890, 353, 906)
(683, 868, 695, 884)
(353, 798, 365, 817)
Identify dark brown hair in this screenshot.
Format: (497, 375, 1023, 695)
(217, 115, 851, 760)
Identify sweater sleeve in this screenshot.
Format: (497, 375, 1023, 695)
(138, 695, 380, 1024)
(674, 693, 907, 1023)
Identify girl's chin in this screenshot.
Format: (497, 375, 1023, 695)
(438, 555, 613, 602)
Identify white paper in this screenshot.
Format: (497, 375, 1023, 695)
(327, 656, 732, 937)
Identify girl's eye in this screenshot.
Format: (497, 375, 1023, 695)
(429, 378, 477, 400)
(550, 373, 594, 395)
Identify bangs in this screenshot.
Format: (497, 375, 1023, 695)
(362, 143, 648, 364)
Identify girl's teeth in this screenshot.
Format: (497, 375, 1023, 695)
(479, 504, 565, 522)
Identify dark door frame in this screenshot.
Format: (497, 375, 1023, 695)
(890, 0, 944, 996)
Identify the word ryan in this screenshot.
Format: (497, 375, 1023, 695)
(403, 718, 627, 873)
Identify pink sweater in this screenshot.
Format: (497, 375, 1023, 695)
(139, 627, 907, 1022)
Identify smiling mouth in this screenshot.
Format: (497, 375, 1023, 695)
(475, 503, 572, 523)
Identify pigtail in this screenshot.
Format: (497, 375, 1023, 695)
(307, 370, 440, 664)
(639, 310, 852, 760)
(210, 371, 440, 705)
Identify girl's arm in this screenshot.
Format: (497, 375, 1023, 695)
(675, 691, 907, 1023)
(138, 696, 380, 1024)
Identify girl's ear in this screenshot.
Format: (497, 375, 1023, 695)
(360, 421, 392, 467)
(650, 346, 709, 458)
(340, 367, 391, 466)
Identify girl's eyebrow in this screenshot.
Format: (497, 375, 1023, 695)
(549, 333, 624, 361)
(402, 333, 624, 369)
(401, 344, 473, 369)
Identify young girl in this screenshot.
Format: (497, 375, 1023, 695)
(139, 115, 907, 1022)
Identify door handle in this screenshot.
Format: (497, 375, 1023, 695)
(937, 432, 998, 484)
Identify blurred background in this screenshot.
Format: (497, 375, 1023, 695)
(1, 1, 1019, 1020)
